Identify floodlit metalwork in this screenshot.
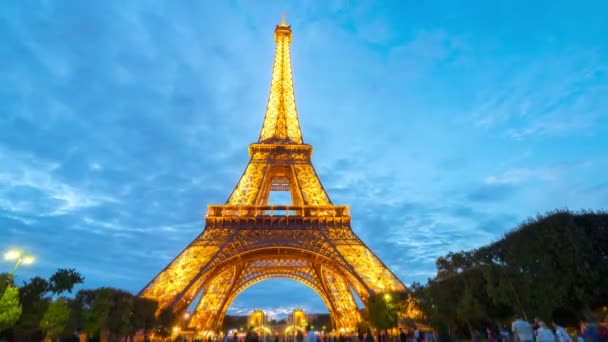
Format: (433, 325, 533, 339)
(140, 17, 405, 333)
(258, 16, 302, 144)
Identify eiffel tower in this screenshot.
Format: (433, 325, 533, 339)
(140, 16, 405, 333)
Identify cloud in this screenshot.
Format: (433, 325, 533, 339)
(0, 147, 118, 216)
(470, 49, 608, 139)
(2, 1, 607, 316)
(483, 167, 560, 185)
(467, 183, 519, 202)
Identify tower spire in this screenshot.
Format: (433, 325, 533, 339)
(258, 15, 303, 144)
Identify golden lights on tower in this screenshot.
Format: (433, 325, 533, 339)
(139, 16, 406, 334)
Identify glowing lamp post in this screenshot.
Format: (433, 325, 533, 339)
(383, 293, 395, 337)
(1, 249, 35, 299)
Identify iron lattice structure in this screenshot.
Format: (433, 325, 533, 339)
(140, 18, 405, 333)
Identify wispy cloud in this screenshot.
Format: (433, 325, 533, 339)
(0, 147, 118, 216)
(470, 50, 608, 139)
(483, 167, 560, 185)
(1, 1, 607, 315)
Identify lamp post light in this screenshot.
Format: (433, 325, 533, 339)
(383, 293, 395, 340)
(1, 249, 34, 299)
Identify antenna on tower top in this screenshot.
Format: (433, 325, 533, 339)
(281, 13, 287, 26)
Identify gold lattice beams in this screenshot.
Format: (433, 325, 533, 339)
(164, 232, 347, 311)
(214, 268, 339, 332)
(226, 162, 267, 205)
(189, 266, 238, 330)
(139, 245, 219, 309)
(293, 164, 332, 205)
(191, 247, 352, 291)
(336, 245, 405, 293)
(258, 20, 302, 144)
(227, 161, 331, 207)
(192, 256, 359, 332)
(320, 266, 362, 330)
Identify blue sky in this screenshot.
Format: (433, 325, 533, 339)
(1, 1, 607, 317)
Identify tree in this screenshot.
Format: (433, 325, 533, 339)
(49, 269, 84, 294)
(15, 269, 84, 338)
(368, 292, 402, 331)
(40, 297, 71, 341)
(156, 307, 176, 338)
(82, 288, 113, 338)
(132, 297, 158, 333)
(107, 290, 134, 338)
(15, 276, 51, 337)
(456, 287, 483, 338)
(407, 210, 608, 337)
(0, 285, 22, 332)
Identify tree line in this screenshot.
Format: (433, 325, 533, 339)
(403, 210, 608, 339)
(0, 269, 178, 342)
(2, 210, 607, 341)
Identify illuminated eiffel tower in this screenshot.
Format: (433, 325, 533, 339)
(140, 16, 405, 333)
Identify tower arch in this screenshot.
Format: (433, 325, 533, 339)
(185, 247, 364, 331)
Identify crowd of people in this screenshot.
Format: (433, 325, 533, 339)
(508, 315, 606, 342)
(192, 316, 608, 342)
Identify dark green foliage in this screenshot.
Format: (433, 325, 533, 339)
(15, 277, 51, 336)
(40, 297, 71, 339)
(82, 288, 113, 336)
(410, 210, 608, 336)
(132, 297, 158, 333)
(156, 307, 177, 338)
(367, 291, 407, 330)
(107, 290, 134, 337)
(12, 269, 85, 338)
(72, 288, 162, 339)
(49, 269, 85, 294)
(2, 268, 163, 341)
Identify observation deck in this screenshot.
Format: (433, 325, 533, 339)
(207, 205, 350, 217)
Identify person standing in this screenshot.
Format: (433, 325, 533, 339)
(499, 326, 510, 342)
(582, 320, 601, 342)
(532, 318, 540, 340)
(306, 326, 317, 342)
(553, 321, 572, 342)
(511, 315, 534, 342)
(399, 329, 407, 342)
(487, 328, 495, 342)
(536, 322, 556, 342)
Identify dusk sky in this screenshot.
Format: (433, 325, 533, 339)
(1, 1, 607, 317)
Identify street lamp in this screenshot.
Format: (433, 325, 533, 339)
(1, 249, 35, 299)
